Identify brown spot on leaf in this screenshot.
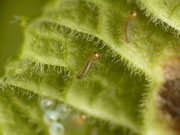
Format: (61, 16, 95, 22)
(161, 58, 180, 80)
(158, 58, 180, 133)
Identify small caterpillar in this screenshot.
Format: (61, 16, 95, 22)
(75, 114, 87, 124)
(122, 11, 137, 43)
(76, 52, 100, 79)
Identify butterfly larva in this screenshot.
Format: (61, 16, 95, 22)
(122, 11, 137, 43)
(76, 52, 100, 79)
(75, 114, 87, 124)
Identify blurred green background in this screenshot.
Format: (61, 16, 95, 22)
(0, 0, 47, 76)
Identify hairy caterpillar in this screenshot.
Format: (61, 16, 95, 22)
(122, 11, 137, 43)
(76, 52, 100, 79)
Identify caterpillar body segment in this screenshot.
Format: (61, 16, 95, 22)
(122, 11, 137, 43)
(77, 52, 100, 79)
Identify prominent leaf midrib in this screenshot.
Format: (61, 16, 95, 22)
(41, 18, 153, 79)
(140, 0, 180, 32)
(21, 17, 153, 82)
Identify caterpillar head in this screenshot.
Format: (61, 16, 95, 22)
(91, 52, 100, 61)
(129, 11, 137, 19)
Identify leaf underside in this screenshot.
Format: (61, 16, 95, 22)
(0, 0, 180, 135)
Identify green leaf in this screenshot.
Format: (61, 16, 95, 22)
(139, 0, 180, 33)
(0, 87, 49, 135)
(1, 0, 180, 135)
(0, 86, 134, 135)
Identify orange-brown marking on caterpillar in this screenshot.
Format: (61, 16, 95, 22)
(122, 11, 137, 44)
(75, 114, 87, 124)
(158, 58, 180, 133)
(76, 52, 100, 79)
